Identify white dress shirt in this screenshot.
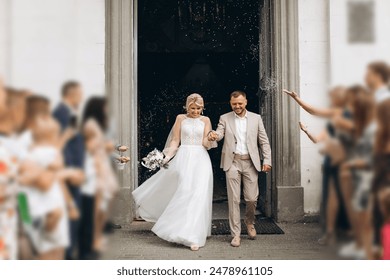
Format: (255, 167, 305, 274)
(234, 110, 249, 155)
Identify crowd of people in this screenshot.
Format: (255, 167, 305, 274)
(0, 78, 129, 260)
(284, 61, 390, 260)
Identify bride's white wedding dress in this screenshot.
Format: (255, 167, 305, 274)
(132, 116, 213, 248)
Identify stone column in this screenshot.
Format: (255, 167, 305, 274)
(105, 0, 137, 225)
(271, 0, 304, 222)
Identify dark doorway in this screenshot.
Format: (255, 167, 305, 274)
(138, 0, 268, 217)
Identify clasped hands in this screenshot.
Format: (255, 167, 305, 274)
(207, 131, 218, 141)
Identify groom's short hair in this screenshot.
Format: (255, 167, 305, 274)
(230, 90, 247, 99)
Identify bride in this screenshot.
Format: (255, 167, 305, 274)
(132, 93, 216, 251)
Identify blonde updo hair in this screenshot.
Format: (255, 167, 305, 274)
(184, 93, 204, 111)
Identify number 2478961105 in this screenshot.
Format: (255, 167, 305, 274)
(209, 266, 273, 276)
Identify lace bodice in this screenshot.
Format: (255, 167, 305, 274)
(181, 117, 205, 146)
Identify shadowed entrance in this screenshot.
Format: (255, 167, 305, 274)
(138, 0, 270, 221)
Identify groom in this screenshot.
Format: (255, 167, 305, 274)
(208, 90, 272, 247)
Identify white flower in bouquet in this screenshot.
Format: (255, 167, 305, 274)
(141, 148, 168, 171)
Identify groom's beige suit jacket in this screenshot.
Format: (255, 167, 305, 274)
(215, 111, 272, 172)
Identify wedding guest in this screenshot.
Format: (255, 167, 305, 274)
(23, 95, 77, 153)
(17, 97, 53, 259)
(340, 86, 376, 259)
(0, 140, 17, 260)
(53, 81, 85, 259)
(379, 189, 390, 260)
(18, 95, 51, 160)
(0, 87, 29, 259)
(365, 61, 390, 104)
(0, 77, 6, 112)
(80, 96, 119, 258)
(104, 112, 130, 170)
(19, 115, 81, 260)
(0, 86, 68, 260)
(103, 143, 128, 231)
(0, 86, 18, 260)
(78, 120, 98, 259)
(104, 143, 128, 231)
(372, 99, 390, 258)
(283, 87, 350, 245)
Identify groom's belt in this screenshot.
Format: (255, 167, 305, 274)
(233, 153, 251, 160)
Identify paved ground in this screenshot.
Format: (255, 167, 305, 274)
(102, 221, 340, 260)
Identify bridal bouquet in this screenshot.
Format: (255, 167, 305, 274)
(141, 148, 168, 171)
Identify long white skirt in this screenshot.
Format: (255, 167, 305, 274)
(132, 145, 213, 247)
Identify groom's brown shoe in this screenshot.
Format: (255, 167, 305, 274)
(230, 236, 241, 247)
(246, 224, 257, 240)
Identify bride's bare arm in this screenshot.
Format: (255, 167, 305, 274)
(283, 89, 340, 119)
(202, 117, 217, 149)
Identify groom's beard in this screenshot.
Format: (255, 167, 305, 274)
(234, 108, 246, 116)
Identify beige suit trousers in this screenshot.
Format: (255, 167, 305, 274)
(226, 154, 259, 237)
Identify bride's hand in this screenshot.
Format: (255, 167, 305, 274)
(208, 131, 217, 141)
(283, 89, 298, 99)
(162, 156, 171, 166)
